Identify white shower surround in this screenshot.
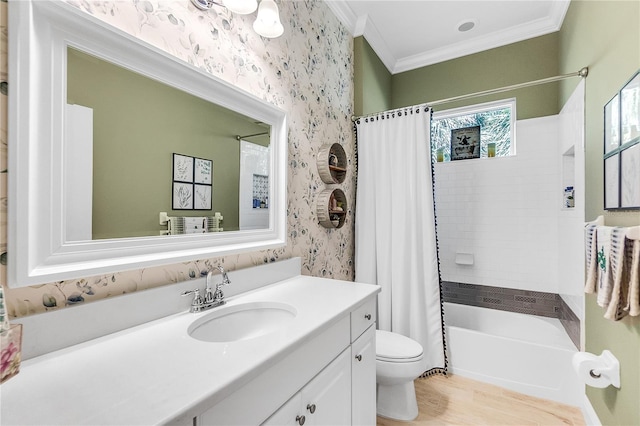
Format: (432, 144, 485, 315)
(434, 115, 561, 293)
(434, 82, 586, 322)
(445, 302, 582, 406)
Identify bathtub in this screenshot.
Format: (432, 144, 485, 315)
(444, 302, 582, 406)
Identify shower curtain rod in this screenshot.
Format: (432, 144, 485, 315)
(235, 131, 269, 141)
(351, 66, 589, 122)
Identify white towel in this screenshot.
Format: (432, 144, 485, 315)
(596, 226, 614, 307)
(584, 223, 598, 294)
(625, 239, 640, 317)
(604, 230, 632, 320)
(584, 220, 640, 321)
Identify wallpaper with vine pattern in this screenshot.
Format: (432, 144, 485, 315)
(0, 0, 355, 318)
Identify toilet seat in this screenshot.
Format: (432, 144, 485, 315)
(376, 330, 423, 363)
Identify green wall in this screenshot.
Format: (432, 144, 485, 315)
(353, 37, 392, 116)
(559, 1, 640, 425)
(67, 49, 266, 238)
(391, 33, 560, 119)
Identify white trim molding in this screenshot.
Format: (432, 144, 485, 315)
(580, 393, 602, 426)
(325, 0, 570, 74)
(7, 0, 288, 287)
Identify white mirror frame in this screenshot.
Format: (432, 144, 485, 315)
(7, 0, 288, 287)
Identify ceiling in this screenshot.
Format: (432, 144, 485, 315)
(324, 0, 570, 74)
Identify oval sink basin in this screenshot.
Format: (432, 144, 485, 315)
(187, 302, 297, 343)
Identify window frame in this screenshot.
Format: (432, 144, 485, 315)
(431, 98, 517, 159)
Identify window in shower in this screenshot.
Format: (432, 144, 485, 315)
(431, 98, 516, 162)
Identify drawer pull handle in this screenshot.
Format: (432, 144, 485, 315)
(364, 314, 372, 320)
(307, 403, 316, 414)
(355, 354, 362, 362)
(296, 415, 306, 425)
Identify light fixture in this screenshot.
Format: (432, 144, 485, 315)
(253, 0, 284, 38)
(190, 0, 283, 38)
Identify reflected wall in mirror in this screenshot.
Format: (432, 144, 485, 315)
(7, 0, 287, 287)
(66, 48, 270, 240)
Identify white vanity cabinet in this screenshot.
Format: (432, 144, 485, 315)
(2, 267, 381, 426)
(196, 297, 377, 426)
(350, 299, 377, 426)
(262, 349, 351, 425)
(351, 325, 376, 425)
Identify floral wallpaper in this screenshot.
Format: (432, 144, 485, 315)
(0, 0, 355, 318)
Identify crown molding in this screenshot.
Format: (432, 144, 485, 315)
(394, 0, 570, 74)
(323, 0, 358, 34)
(324, 0, 397, 72)
(325, 0, 570, 75)
(360, 17, 397, 73)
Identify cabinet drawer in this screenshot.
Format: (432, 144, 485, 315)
(351, 297, 376, 341)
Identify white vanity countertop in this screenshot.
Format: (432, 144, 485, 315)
(0, 276, 379, 425)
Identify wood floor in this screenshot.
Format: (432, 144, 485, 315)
(377, 374, 585, 426)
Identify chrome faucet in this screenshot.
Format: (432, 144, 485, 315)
(182, 265, 231, 313)
(213, 265, 231, 301)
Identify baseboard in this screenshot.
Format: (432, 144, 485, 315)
(580, 394, 601, 426)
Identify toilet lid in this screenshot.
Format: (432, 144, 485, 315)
(376, 330, 424, 362)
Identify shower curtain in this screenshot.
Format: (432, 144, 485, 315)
(354, 106, 446, 376)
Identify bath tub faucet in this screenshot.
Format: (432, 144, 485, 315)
(182, 265, 231, 313)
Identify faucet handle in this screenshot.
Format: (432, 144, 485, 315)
(182, 288, 200, 297)
(182, 289, 204, 312)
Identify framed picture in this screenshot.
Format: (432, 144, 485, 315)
(604, 155, 619, 210)
(194, 184, 212, 210)
(604, 94, 619, 154)
(620, 71, 640, 146)
(620, 143, 640, 208)
(173, 153, 194, 182)
(194, 157, 213, 185)
(603, 70, 640, 210)
(450, 126, 480, 161)
(172, 153, 213, 210)
(173, 182, 193, 210)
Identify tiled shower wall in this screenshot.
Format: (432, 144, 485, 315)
(442, 281, 580, 348)
(434, 116, 561, 293)
(434, 115, 581, 348)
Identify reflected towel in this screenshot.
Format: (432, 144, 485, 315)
(182, 217, 207, 234)
(169, 216, 219, 234)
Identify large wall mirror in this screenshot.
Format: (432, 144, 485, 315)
(7, 1, 288, 287)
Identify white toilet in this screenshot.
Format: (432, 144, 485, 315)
(375, 329, 427, 421)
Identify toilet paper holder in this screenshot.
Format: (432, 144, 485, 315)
(573, 350, 620, 389)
